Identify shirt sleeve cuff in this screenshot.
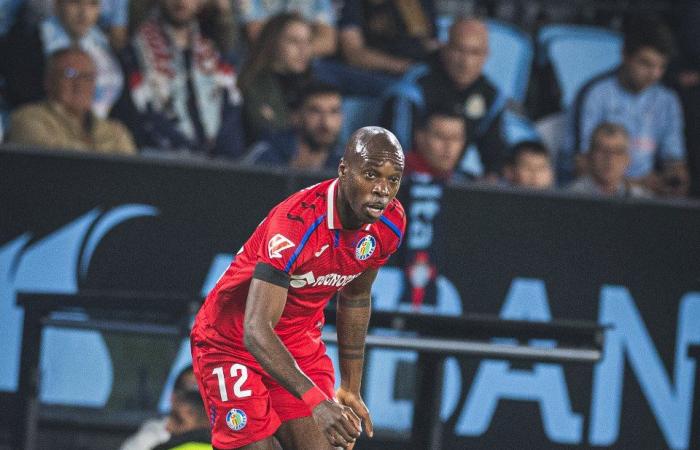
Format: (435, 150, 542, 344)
(253, 262, 290, 288)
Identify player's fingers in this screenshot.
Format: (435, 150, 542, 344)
(363, 409, 374, 438)
(343, 405, 362, 431)
(329, 427, 353, 448)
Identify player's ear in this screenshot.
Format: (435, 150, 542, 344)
(338, 159, 347, 179)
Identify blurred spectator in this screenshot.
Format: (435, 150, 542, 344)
(568, 122, 650, 198)
(243, 82, 342, 169)
(120, 365, 199, 450)
(129, 0, 239, 57)
(675, 0, 700, 197)
(113, 0, 245, 158)
(564, 16, 689, 197)
(238, 12, 313, 143)
(238, 0, 336, 58)
(394, 108, 467, 309)
(2, 0, 129, 48)
(151, 389, 211, 450)
(506, 141, 554, 190)
(338, 0, 437, 75)
(0, 0, 124, 117)
(6, 47, 135, 154)
(383, 18, 507, 180)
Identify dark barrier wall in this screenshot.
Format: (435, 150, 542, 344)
(1, 148, 699, 449)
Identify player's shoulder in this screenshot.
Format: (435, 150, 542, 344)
(266, 179, 333, 230)
(376, 197, 406, 241)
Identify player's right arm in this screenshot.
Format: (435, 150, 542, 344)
(243, 263, 361, 447)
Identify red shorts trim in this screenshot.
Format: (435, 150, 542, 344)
(191, 330, 335, 449)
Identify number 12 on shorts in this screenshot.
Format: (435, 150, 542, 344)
(213, 364, 252, 401)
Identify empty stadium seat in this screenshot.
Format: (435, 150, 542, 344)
(536, 24, 621, 65)
(546, 33, 623, 108)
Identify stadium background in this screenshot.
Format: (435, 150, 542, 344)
(2, 0, 700, 449)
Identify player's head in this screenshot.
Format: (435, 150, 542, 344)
(338, 127, 404, 228)
(621, 17, 674, 92)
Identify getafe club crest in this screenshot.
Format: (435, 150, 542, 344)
(226, 408, 247, 431)
(355, 235, 376, 261)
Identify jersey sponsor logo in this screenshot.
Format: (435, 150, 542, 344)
(289, 271, 361, 289)
(355, 235, 376, 261)
(225, 408, 247, 431)
(268, 234, 295, 259)
(314, 244, 329, 257)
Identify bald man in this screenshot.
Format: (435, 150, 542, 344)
(384, 18, 508, 180)
(191, 127, 406, 449)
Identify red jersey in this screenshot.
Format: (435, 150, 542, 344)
(195, 178, 406, 368)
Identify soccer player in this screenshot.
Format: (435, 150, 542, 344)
(191, 126, 406, 449)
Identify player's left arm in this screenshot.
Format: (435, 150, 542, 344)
(335, 267, 378, 440)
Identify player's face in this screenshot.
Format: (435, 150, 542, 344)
(416, 116, 466, 174)
(275, 20, 313, 74)
(623, 47, 668, 92)
(340, 159, 403, 225)
(589, 133, 630, 186)
(49, 52, 97, 116)
(300, 93, 343, 148)
(161, 0, 204, 28)
(56, 0, 100, 38)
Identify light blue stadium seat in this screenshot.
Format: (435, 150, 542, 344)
(536, 24, 621, 65)
(340, 96, 384, 146)
(483, 20, 533, 105)
(546, 33, 623, 108)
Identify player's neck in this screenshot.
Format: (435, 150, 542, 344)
(335, 185, 363, 230)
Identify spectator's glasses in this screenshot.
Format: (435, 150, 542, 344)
(62, 67, 97, 81)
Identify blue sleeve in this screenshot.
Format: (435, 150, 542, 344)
(576, 88, 605, 154)
(659, 92, 687, 162)
(338, 0, 362, 29)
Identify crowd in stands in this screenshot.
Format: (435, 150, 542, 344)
(0, 0, 696, 200)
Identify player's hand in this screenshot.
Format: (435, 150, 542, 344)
(336, 387, 374, 449)
(312, 398, 361, 448)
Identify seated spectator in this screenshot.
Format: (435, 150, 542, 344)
(113, 0, 245, 158)
(568, 122, 651, 198)
(338, 0, 436, 75)
(383, 18, 507, 180)
(394, 108, 467, 309)
(129, 0, 239, 58)
(564, 16, 689, 197)
(120, 365, 199, 450)
(315, 0, 437, 96)
(506, 141, 554, 190)
(151, 388, 211, 450)
(238, 12, 314, 143)
(0, 0, 124, 118)
(238, 0, 336, 58)
(242, 82, 342, 170)
(6, 47, 135, 155)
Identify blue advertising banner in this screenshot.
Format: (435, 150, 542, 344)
(1, 147, 699, 449)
